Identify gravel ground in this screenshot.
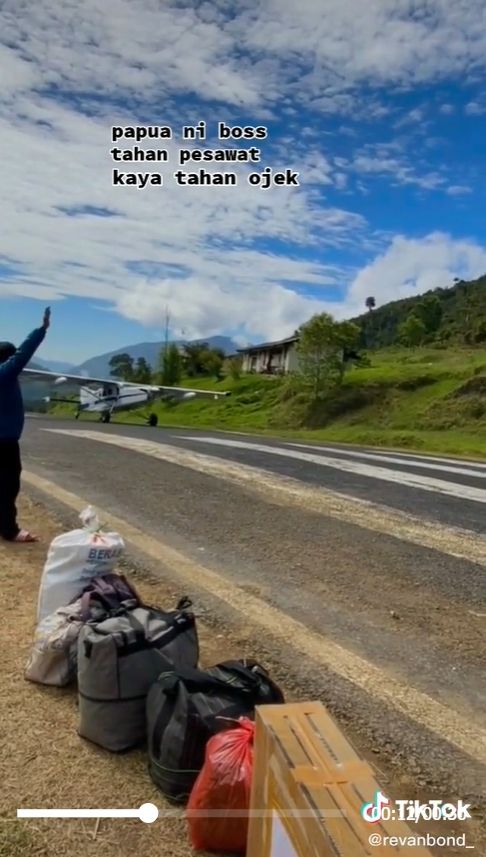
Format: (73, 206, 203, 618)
(0, 495, 245, 857)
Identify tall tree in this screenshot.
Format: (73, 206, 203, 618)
(227, 356, 243, 381)
(473, 318, 486, 343)
(109, 353, 134, 380)
(200, 347, 225, 379)
(133, 357, 152, 384)
(296, 313, 360, 401)
(182, 342, 209, 377)
(415, 294, 443, 334)
(159, 343, 182, 385)
(365, 296, 376, 312)
(398, 313, 426, 348)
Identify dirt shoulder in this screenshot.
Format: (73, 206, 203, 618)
(0, 494, 242, 857)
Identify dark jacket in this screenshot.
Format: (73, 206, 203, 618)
(0, 327, 46, 440)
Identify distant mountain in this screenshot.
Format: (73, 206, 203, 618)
(40, 359, 77, 373)
(73, 336, 238, 378)
(26, 359, 75, 373)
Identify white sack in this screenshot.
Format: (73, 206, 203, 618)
(37, 506, 125, 622)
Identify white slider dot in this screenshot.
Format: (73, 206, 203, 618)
(139, 803, 159, 824)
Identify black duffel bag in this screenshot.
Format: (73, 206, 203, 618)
(146, 659, 284, 803)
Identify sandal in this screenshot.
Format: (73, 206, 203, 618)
(12, 530, 38, 543)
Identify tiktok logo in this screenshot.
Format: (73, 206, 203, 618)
(361, 791, 391, 823)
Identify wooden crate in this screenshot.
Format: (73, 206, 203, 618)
(246, 702, 432, 857)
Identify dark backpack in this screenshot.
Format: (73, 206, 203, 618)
(77, 572, 142, 620)
(146, 659, 284, 802)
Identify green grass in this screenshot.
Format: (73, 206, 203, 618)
(49, 346, 486, 459)
(0, 822, 48, 857)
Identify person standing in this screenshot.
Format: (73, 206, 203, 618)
(0, 307, 51, 542)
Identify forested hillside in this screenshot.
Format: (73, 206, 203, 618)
(39, 276, 486, 458)
(353, 276, 486, 349)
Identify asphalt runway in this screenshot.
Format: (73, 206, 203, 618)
(21, 416, 486, 817)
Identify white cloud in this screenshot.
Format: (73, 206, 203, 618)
(345, 233, 486, 318)
(352, 154, 445, 190)
(1, 1, 266, 109)
(0, 44, 38, 95)
(296, 150, 334, 185)
(335, 172, 348, 190)
(116, 278, 332, 342)
(117, 231, 486, 339)
(1, 1, 486, 115)
(465, 100, 486, 115)
(439, 103, 455, 115)
(0, 95, 363, 344)
(408, 108, 425, 123)
(394, 106, 426, 128)
(446, 185, 472, 196)
(237, 0, 486, 92)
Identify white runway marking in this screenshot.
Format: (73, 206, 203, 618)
(286, 442, 486, 478)
(179, 436, 486, 504)
(285, 443, 486, 470)
(42, 429, 486, 566)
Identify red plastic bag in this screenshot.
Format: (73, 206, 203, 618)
(187, 717, 255, 853)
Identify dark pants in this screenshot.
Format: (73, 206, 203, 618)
(0, 440, 21, 540)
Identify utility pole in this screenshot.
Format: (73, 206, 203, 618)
(164, 306, 170, 359)
(157, 306, 171, 384)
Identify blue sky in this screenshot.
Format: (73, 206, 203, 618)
(1, 0, 485, 365)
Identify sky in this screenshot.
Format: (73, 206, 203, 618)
(1, 0, 486, 365)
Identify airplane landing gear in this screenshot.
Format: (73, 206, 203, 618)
(100, 412, 111, 423)
(148, 413, 158, 427)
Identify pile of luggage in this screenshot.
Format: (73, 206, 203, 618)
(25, 508, 285, 853)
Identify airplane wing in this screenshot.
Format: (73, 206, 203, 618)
(22, 368, 120, 387)
(150, 384, 231, 400)
(21, 368, 230, 400)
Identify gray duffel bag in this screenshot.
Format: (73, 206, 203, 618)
(77, 598, 198, 751)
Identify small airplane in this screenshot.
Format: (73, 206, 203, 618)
(21, 368, 230, 426)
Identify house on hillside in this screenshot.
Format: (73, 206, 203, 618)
(238, 335, 300, 375)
